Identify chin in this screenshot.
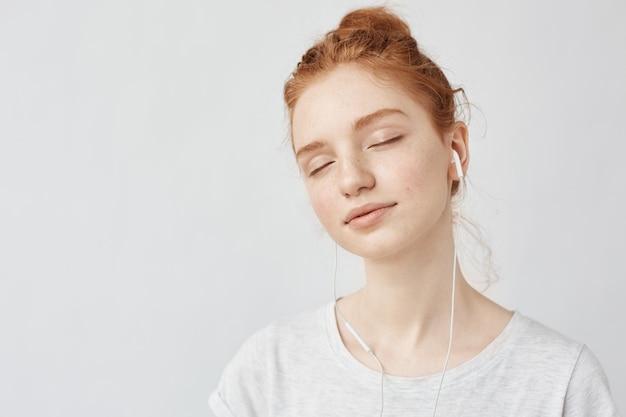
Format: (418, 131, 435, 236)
(337, 235, 408, 261)
(334, 221, 444, 262)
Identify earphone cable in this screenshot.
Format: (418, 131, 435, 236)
(334, 244, 384, 417)
(432, 177, 466, 417)
(333, 177, 466, 417)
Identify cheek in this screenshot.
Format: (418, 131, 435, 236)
(391, 154, 448, 204)
(397, 144, 446, 183)
(392, 160, 430, 194)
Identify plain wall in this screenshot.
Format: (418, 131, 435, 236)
(0, 0, 624, 415)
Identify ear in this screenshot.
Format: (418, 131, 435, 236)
(447, 121, 469, 181)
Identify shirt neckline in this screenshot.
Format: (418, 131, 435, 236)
(323, 301, 521, 390)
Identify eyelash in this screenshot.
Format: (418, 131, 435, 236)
(309, 161, 334, 177)
(369, 135, 403, 149)
(307, 136, 402, 177)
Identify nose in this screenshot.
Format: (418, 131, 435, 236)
(338, 156, 375, 197)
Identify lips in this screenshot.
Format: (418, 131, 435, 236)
(344, 202, 397, 228)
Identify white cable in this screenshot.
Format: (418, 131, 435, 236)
(333, 178, 466, 417)
(334, 244, 384, 417)
(432, 177, 466, 417)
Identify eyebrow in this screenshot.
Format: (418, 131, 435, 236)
(353, 108, 408, 131)
(294, 108, 407, 160)
(295, 140, 327, 160)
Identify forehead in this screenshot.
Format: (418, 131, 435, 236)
(291, 65, 423, 149)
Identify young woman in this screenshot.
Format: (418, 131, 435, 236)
(210, 7, 618, 416)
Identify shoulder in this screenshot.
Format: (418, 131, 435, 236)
(476, 313, 583, 391)
(563, 345, 620, 416)
(502, 313, 619, 414)
(232, 302, 329, 354)
(221, 302, 330, 374)
(506, 312, 584, 361)
(209, 303, 332, 417)
(255, 302, 331, 360)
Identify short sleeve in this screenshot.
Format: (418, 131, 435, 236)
(209, 329, 270, 417)
(563, 345, 620, 416)
(208, 391, 237, 417)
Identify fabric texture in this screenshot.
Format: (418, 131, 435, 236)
(209, 302, 620, 417)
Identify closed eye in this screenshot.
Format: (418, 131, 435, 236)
(368, 135, 403, 149)
(309, 161, 334, 176)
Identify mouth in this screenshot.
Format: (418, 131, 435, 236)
(344, 202, 397, 228)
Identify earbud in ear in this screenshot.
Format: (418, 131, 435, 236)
(451, 150, 464, 179)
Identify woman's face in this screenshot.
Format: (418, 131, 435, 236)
(292, 65, 465, 260)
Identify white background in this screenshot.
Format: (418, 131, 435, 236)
(0, 0, 624, 415)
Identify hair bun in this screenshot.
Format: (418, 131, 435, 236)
(336, 7, 411, 39)
(285, 5, 463, 154)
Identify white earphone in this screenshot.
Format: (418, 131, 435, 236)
(452, 150, 464, 179)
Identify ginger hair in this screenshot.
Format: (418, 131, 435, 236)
(284, 6, 466, 138)
(282, 7, 500, 285)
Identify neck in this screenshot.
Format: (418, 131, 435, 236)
(363, 244, 459, 327)
(333, 205, 514, 377)
(338, 214, 469, 345)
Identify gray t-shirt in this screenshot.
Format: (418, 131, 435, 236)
(210, 302, 619, 416)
